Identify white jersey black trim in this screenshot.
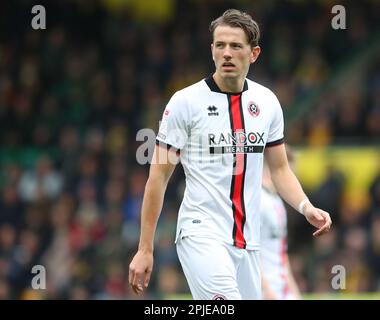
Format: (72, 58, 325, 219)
(266, 138, 285, 147)
(156, 75, 285, 251)
(156, 139, 181, 155)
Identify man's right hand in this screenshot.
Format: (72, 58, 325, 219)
(303, 203, 332, 237)
(129, 250, 154, 295)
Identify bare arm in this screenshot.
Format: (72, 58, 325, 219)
(264, 144, 332, 237)
(129, 145, 178, 294)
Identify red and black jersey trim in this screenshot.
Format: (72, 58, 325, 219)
(228, 94, 247, 249)
(155, 139, 181, 156)
(266, 138, 285, 148)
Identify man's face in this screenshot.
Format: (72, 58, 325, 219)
(211, 25, 260, 81)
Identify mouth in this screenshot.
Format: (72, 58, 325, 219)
(222, 62, 236, 70)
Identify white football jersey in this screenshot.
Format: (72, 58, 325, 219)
(260, 187, 291, 299)
(157, 76, 284, 250)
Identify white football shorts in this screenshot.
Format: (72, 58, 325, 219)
(176, 235, 261, 300)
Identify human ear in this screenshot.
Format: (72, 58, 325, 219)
(250, 46, 261, 64)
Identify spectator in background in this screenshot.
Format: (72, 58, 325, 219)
(41, 195, 76, 297)
(0, 184, 25, 228)
(368, 215, 380, 291)
(0, 277, 11, 299)
(58, 125, 81, 189)
(369, 165, 380, 212)
(339, 226, 371, 292)
(18, 155, 63, 203)
(7, 229, 42, 297)
(311, 165, 345, 227)
(122, 169, 147, 246)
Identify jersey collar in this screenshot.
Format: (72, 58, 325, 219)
(205, 75, 248, 95)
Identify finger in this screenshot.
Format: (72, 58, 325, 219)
(313, 224, 330, 237)
(326, 215, 332, 226)
(131, 284, 140, 295)
(129, 265, 143, 294)
(130, 273, 143, 295)
(132, 282, 143, 295)
(144, 270, 152, 288)
(128, 264, 134, 285)
(308, 212, 324, 227)
(313, 228, 325, 237)
(320, 213, 332, 229)
(315, 213, 324, 221)
(311, 210, 332, 237)
(314, 230, 328, 237)
(319, 210, 332, 223)
(312, 211, 331, 229)
(130, 269, 138, 294)
(132, 271, 144, 295)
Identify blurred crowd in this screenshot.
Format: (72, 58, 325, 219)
(0, 0, 379, 299)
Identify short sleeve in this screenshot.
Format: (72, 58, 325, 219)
(266, 93, 284, 147)
(156, 92, 189, 151)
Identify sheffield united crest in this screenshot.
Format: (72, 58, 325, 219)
(248, 101, 260, 117)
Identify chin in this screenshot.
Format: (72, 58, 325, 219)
(220, 71, 238, 79)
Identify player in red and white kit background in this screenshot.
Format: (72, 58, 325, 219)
(261, 146, 302, 300)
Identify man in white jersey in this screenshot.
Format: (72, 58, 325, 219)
(129, 9, 332, 300)
(261, 146, 301, 300)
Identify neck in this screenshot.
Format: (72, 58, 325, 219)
(213, 73, 245, 93)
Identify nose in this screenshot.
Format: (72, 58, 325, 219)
(223, 46, 232, 59)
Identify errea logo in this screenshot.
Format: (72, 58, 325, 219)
(207, 105, 219, 116)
